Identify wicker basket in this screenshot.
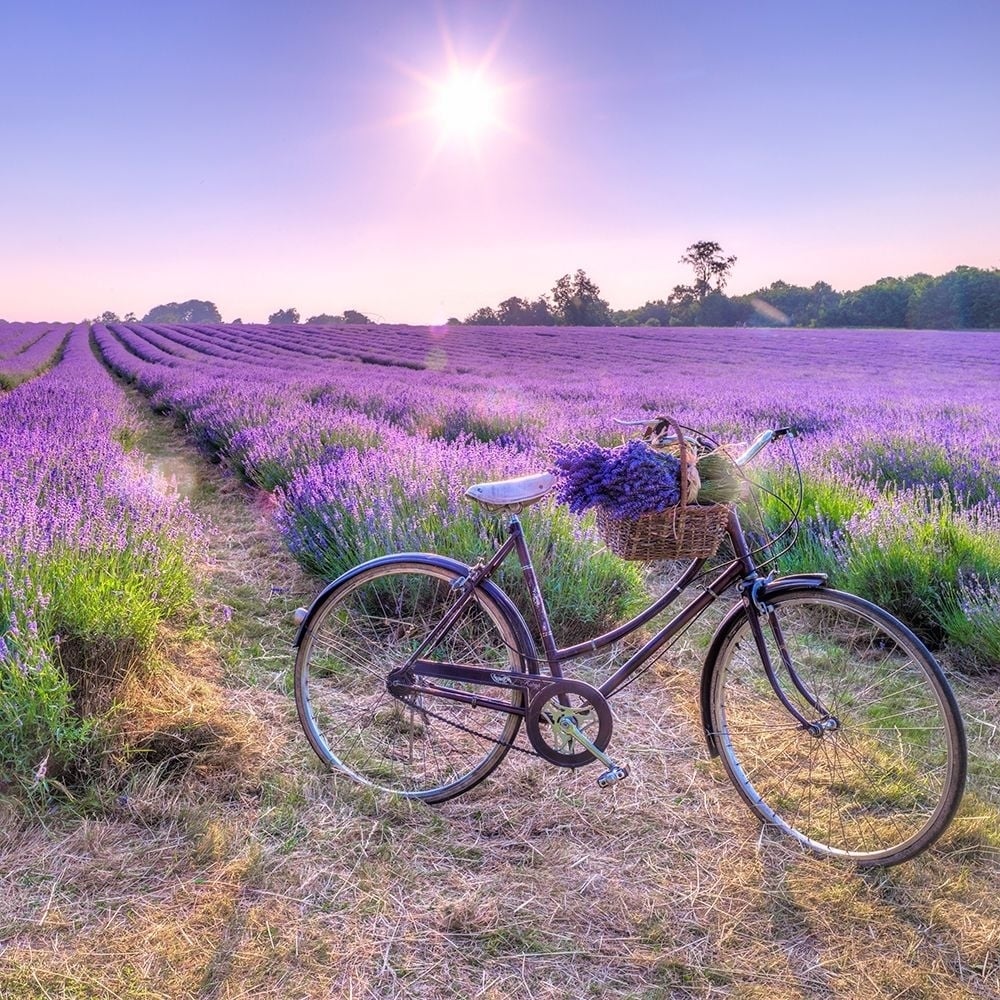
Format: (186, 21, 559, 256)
(595, 417, 731, 560)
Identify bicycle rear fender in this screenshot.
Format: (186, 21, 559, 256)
(698, 574, 828, 756)
(292, 552, 541, 673)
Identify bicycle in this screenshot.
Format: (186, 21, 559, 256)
(291, 426, 967, 867)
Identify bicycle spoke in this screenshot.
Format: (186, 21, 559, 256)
(295, 561, 527, 800)
(712, 589, 965, 864)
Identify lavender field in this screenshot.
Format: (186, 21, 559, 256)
(4, 317, 999, 788)
(3, 318, 1000, 997)
(0, 321, 71, 390)
(89, 318, 1000, 664)
(1, 323, 199, 784)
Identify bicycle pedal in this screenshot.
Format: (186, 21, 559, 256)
(596, 764, 630, 788)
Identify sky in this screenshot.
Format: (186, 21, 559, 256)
(1, 0, 998, 324)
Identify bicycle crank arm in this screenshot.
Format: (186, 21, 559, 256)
(556, 717, 630, 788)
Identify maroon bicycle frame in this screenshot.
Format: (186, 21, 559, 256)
(390, 506, 811, 721)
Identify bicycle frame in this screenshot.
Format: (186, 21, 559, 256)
(389, 503, 828, 732)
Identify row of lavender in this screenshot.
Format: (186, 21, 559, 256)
(1, 325, 199, 790)
(92, 321, 650, 638)
(0, 321, 72, 389)
(94, 320, 1000, 481)
(91, 317, 998, 394)
(92, 320, 1000, 668)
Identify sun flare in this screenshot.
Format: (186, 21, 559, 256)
(430, 68, 502, 143)
(382, 31, 531, 169)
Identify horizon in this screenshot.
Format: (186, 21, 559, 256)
(6, 259, 999, 328)
(2, 1, 998, 325)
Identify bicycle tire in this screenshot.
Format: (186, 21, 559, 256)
(707, 587, 966, 866)
(295, 556, 531, 802)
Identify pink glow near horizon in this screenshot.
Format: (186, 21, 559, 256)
(1, 2, 997, 323)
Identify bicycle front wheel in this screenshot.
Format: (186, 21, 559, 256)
(295, 558, 531, 802)
(708, 588, 966, 866)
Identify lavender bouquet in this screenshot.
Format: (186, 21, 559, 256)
(551, 440, 682, 521)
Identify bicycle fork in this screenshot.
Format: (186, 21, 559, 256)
(739, 579, 837, 736)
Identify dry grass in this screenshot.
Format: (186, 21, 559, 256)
(2, 408, 999, 999)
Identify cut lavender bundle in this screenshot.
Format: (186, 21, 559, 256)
(551, 440, 681, 520)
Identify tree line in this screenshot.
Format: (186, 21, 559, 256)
(84, 244, 1000, 330)
(730, 267, 1000, 330)
(460, 244, 1000, 330)
(87, 302, 372, 326)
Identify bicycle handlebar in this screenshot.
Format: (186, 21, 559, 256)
(612, 418, 799, 467)
(733, 426, 797, 467)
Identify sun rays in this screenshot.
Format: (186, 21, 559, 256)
(374, 13, 533, 171)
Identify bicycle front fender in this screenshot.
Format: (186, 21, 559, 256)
(291, 551, 540, 673)
(698, 574, 828, 756)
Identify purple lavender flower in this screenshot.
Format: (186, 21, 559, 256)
(551, 440, 681, 519)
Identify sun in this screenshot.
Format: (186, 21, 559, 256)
(429, 68, 502, 145)
(379, 28, 532, 168)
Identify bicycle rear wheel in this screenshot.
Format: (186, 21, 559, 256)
(708, 588, 966, 866)
(295, 557, 530, 802)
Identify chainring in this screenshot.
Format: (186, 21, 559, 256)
(525, 678, 613, 767)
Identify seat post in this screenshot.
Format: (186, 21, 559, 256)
(509, 515, 562, 675)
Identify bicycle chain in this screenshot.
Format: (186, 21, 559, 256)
(394, 689, 545, 759)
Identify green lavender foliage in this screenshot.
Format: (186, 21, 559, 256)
(842, 492, 1000, 665)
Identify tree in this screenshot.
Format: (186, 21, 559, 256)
(833, 276, 914, 328)
(678, 241, 738, 301)
(99, 310, 120, 323)
(472, 295, 555, 326)
(666, 283, 699, 325)
(306, 313, 340, 324)
(523, 296, 556, 325)
(123, 311, 137, 322)
(143, 300, 222, 323)
(342, 309, 370, 324)
(807, 281, 842, 326)
(464, 306, 499, 325)
(744, 280, 842, 327)
(612, 299, 673, 327)
(551, 269, 612, 325)
(496, 296, 531, 325)
(908, 266, 1000, 330)
(696, 291, 753, 327)
(495, 296, 550, 326)
(268, 307, 300, 324)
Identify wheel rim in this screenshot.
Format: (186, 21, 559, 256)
(713, 591, 964, 864)
(296, 563, 525, 801)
